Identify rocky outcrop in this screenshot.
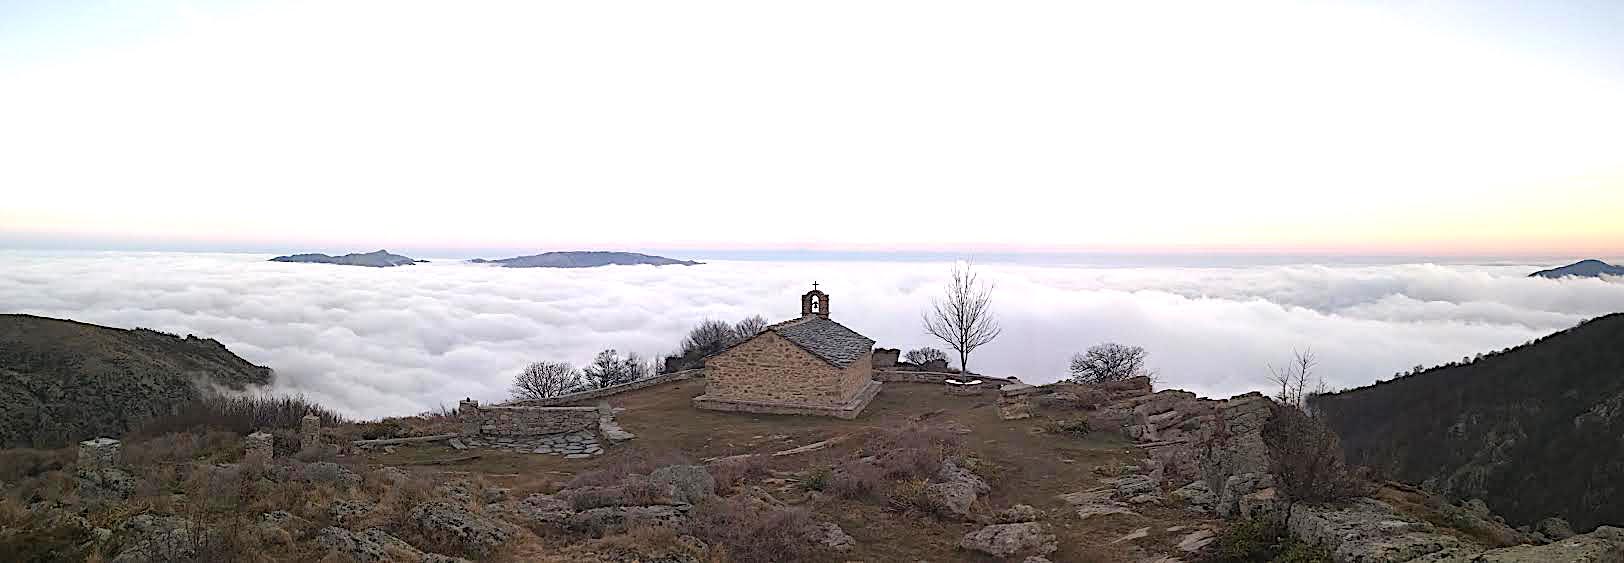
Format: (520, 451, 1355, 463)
(649, 465, 715, 504)
(1443, 526, 1624, 562)
(407, 502, 517, 556)
(1287, 498, 1473, 563)
(316, 527, 468, 562)
(959, 522, 1058, 558)
(817, 521, 856, 552)
(926, 460, 990, 520)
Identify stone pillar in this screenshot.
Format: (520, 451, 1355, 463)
(459, 398, 482, 436)
(300, 414, 321, 449)
(245, 431, 274, 463)
(78, 438, 121, 476)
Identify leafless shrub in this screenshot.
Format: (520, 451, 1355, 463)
(567, 478, 671, 510)
(1267, 348, 1325, 410)
(1262, 401, 1370, 508)
(904, 347, 948, 365)
(708, 455, 771, 496)
(1070, 343, 1154, 384)
(567, 447, 692, 488)
(691, 496, 821, 563)
(828, 459, 885, 500)
(133, 394, 346, 438)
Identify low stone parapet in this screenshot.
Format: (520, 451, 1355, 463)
(505, 369, 700, 407)
(470, 405, 599, 437)
(875, 370, 1018, 384)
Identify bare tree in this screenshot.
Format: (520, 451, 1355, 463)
(584, 349, 637, 389)
(682, 319, 738, 358)
(1069, 343, 1152, 384)
(510, 361, 583, 400)
(1268, 347, 1325, 410)
(905, 347, 948, 365)
(623, 351, 652, 381)
(733, 315, 769, 340)
(922, 262, 1002, 374)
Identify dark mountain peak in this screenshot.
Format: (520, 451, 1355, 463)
(467, 251, 702, 268)
(1529, 259, 1624, 279)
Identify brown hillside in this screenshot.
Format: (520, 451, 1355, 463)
(0, 314, 273, 448)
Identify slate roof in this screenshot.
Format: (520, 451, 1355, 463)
(769, 316, 876, 369)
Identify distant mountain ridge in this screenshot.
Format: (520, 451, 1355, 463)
(1312, 313, 1624, 531)
(469, 251, 701, 268)
(0, 314, 273, 448)
(270, 250, 423, 267)
(1529, 259, 1624, 279)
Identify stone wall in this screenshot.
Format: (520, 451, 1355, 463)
(873, 370, 1018, 385)
(506, 369, 699, 407)
(703, 332, 870, 407)
(872, 348, 900, 369)
(458, 399, 599, 437)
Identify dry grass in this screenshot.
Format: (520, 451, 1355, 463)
(691, 496, 822, 563)
(133, 394, 346, 438)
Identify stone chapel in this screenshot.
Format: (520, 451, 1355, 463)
(692, 286, 881, 419)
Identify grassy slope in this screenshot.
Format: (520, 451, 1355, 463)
(0, 314, 274, 448)
(370, 380, 1218, 561)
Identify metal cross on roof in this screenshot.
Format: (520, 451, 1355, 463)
(812, 281, 819, 291)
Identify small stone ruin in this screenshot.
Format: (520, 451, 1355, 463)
(300, 413, 322, 449)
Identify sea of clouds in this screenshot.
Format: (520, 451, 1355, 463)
(2, 250, 1621, 419)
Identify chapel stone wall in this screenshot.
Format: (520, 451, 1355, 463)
(706, 332, 856, 406)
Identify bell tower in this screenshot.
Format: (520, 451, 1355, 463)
(801, 282, 830, 318)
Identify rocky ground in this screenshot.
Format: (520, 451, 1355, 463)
(2, 378, 1620, 562)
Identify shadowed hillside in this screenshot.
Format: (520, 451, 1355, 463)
(1312, 313, 1624, 531)
(0, 314, 273, 448)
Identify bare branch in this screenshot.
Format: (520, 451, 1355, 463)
(921, 262, 1002, 373)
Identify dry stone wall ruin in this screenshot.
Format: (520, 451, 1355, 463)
(458, 399, 599, 437)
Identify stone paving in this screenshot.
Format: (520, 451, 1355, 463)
(451, 430, 603, 458)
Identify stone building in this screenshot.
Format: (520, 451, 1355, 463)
(693, 286, 881, 419)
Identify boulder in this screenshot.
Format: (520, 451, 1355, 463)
(959, 522, 1058, 558)
(927, 460, 990, 519)
(568, 504, 691, 535)
(1287, 498, 1470, 563)
(993, 504, 1043, 524)
(1109, 475, 1158, 499)
(297, 462, 362, 488)
(1169, 480, 1215, 512)
(1449, 526, 1624, 562)
(1214, 472, 1273, 518)
(407, 501, 516, 555)
(316, 527, 422, 561)
(1533, 517, 1575, 541)
(817, 521, 856, 552)
(329, 499, 376, 525)
(111, 514, 195, 563)
(1178, 529, 1216, 553)
(649, 465, 716, 504)
(1057, 489, 1138, 522)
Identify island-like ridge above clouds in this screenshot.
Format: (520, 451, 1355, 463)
(269, 250, 423, 267)
(1528, 259, 1624, 279)
(468, 251, 701, 268)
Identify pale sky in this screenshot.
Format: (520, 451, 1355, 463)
(3, 1, 1623, 255)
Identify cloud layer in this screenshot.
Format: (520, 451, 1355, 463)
(2, 251, 1621, 419)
